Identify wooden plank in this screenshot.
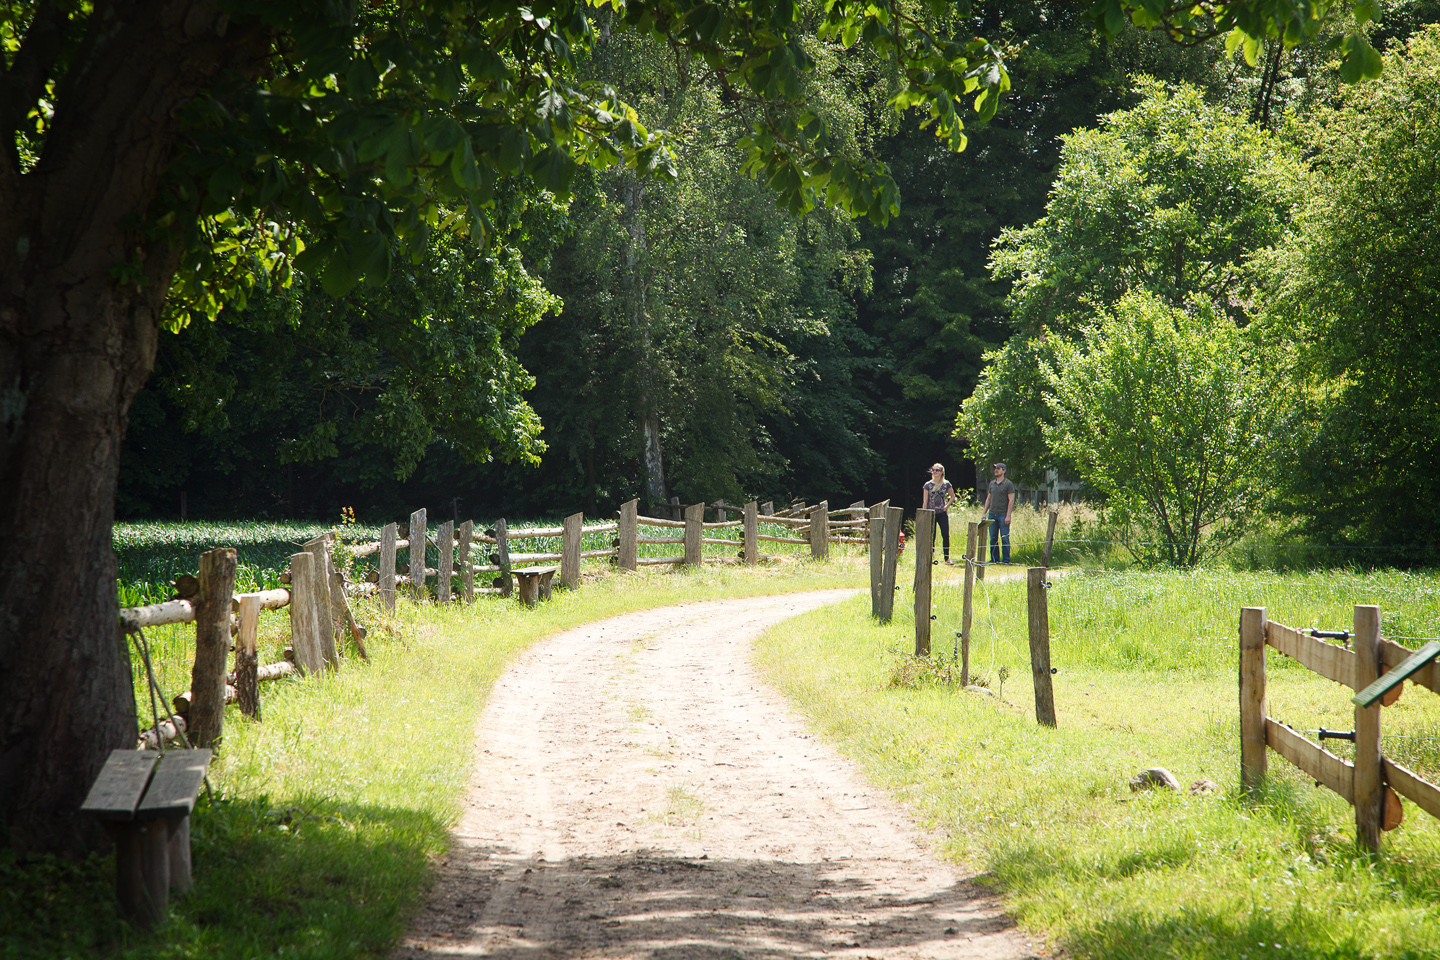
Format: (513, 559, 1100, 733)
(304, 536, 338, 668)
(1240, 607, 1268, 793)
(1380, 638, 1440, 695)
(495, 518, 513, 598)
(458, 520, 474, 602)
(637, 556, 686, 566)
(507, 524, 566, 538)
(637, 516, 687, 529)
(189, 548, 237, 749)
(619, 499, 639, 571)
(1383, 758, 1440, 822)
(230, 589, 290, 611)
(1354, 605, 1383, 853)
(584, 522, 620, 534)
(137, 749, 212, 821)
(1266, 718, 1354, 803)
(119, 600, 196, 631)
(561, 512, 583, 588)
(744, 501, 759, 566)
(868, 503, 884, 617)
(436, 520, 455, 604)
(409, 508, 427, 601)
(1028, 567, 1056, 727)
(913, 508, 934, 656)
(287, 552, 324, 675)
(81, 750, 159, 820)
(684, 503, 705, 566)
(1042, 508, 1059, 567)
(379, 522, 397, 612)
(1355, 640, 1440, 707)
(976, 520, 988, 581)
(1265, 620, 1355, 688)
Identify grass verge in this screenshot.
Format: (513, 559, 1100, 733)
(754, 567, 1440, 960)
(6, 557, 864, 960)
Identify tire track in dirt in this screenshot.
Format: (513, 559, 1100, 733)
(395, 589, 1043, 960)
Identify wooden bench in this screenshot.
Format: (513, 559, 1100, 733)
(512, 565, 558, 607)
(80, 748, 211, 928)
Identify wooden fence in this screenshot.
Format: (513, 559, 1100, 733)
(348, 497, 878, 609)
(1240, 605, 1440, 854)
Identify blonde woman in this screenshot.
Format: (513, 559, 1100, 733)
(920, 463, 956, 564)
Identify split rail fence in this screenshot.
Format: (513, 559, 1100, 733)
(1240, 604, 1440, 855)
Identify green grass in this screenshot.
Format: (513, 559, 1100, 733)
(7, 556, 866, 960)
(754, 566, 1440, 959)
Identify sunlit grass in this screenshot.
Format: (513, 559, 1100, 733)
(755, 568, 1440, 960)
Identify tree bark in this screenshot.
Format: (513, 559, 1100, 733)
(0, 2, 268, 853)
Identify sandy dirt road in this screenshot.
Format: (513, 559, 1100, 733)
(396, 589, 1042, 960)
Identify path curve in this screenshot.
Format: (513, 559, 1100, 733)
(396, 590, 1041, 960)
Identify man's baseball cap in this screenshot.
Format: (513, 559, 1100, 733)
(993, 462, 1006, 469)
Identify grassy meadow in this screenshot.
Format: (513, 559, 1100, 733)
(754, 564, 1440, 959)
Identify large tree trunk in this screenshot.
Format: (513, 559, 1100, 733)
(0, 2, 265, 854)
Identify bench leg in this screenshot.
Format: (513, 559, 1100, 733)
(167, 815, 193, 895)
(539, 572, 554, 601)
(517, 575, 538, 607)
(104, 820, 170, 928)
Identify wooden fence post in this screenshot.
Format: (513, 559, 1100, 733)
(810, 501, 829, 559)
(869, 503, 885, 617)
(234, 595, 262, 720)
(304, 536, 338, 668)
(561, 512, 583, 588)
(977, 519, 988, 581)
(879, 506, 902, 622)
(762, 501, 774, 516)
(961, 522, 978, 686)
(743, 501, 759, 565)
(913, 508, 934, 656)
(684, 503, 704, 566)
(1354, 604, 1384, 854)
(436, 520, 455, 603)
(188, 547, 237, 748)
(1027, 567, 1057, 727)
(458, 520, 474, 602)
(495, 518, 513, 597)
(409, 508, 427, 601)
(618, 499, 639, 570)
(379, 522, 397, 612)
(288, 552, 324, 675)
(1042, 508, 1059, 568)
(1239, 606, 1268, 795)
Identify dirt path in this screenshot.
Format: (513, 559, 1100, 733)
(396, 590, 1042, 960)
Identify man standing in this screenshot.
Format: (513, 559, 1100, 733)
(982, 462, 1016, 564)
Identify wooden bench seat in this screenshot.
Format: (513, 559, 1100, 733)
(81, 748, 211, 928)
(512, 565, 558, 607)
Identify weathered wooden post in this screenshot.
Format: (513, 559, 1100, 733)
(976, 519, 989, 581)
(458, 519, 474, 602)
(961, 521, 978, 686)
(618, 499, 639, 571)
(761, 501, 774, 516)
(869, 503, 885, 617)
(809, 501, 830, 560)
(234, 595, 262, 720)
(1354, 604, 1384, 854)
(188, 548, 237, 748)
(1239, 606, 1268, 795)
(879, 505, 902, 622)
(436, 519, 455, 603)
(409, 508, 427, 601)
(379, 522, 397, 612)
(1042, 507, 1059, 568)
(684, 503, 705, 566)
(561, 512, 583, 588)
(1027, 567, 1057, 727)
(743, 501, 759, 564)
(494, 518, 513, 597)
(304, 535, 339, 668)
(288, 552, 325, 675)
(913, 509, 935, 655)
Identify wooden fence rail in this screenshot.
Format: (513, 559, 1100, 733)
(1240, 604, 1440, 855)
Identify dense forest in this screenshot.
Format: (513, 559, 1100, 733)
(116, 2, 1440, 560)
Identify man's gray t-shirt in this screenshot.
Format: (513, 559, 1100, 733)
(986, 478, 1016, 515)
